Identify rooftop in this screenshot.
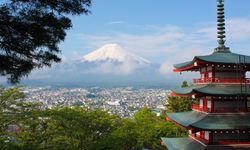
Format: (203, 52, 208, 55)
(167, 111, 250, 130)
(172, 84, 250, 97)
(161, 137, 250, 150)
(174, 52, 250, 72)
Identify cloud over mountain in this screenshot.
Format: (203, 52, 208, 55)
(80, 43, 151, 75)
(22, 44, 166, 87)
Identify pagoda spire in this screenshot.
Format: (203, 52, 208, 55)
(214, 0, 230, 53)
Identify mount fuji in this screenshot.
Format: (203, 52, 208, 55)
(81, 43, 151, 65)
(78, 43, 153, 75)
(22, 44, 166, 87)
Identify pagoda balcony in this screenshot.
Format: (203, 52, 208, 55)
(214, 107, 250, 113)
(191, 135, 210, 145)
(192, 104, 250, 113)
(191, 104, 210, 112)
(216, 140, 250, 145)
(193, 78, 250, 84)
(191, 134, 250, 145)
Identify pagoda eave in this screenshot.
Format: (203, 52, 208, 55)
(166, 116, 189, 129)
(161, 137, 206, 150)
(173, 65, 198, 72)
(171, 84, 250, 97)
(173, 59, 204, 72)
(170, 91, 196, 97)
(161, 137, 250, 150)
(166, 111, 250, 131)
(166, 114, 250, 131)
(173, 53, 250, 72)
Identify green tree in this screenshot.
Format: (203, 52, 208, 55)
(164, 96, 191, 139)
(0, 87, 189, 150)
(108, 119, 137, 150)
(0, 0, 91, 83)
(0, 87, 43, 150)
(41, 107, 122, 150)
(132, 108, 176, 150)
(163, 82, 193, 147)
(165, 96, 192, 113)
(166, 81, 192, 113)
(106, 108, 187, 150)
(181, 81, 188, 88)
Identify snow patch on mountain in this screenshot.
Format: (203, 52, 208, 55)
(81, 43, 151, 65)
(79, 44, 154, 75)
(20, 44, 166, 86)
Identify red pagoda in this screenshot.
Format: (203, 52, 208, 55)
(161, 0, 250, 149)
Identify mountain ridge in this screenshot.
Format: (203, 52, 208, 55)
(81, 43, 151, 65)
(19, 43, 168, 87)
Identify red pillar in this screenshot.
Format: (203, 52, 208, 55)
(211, 97, 214, 112)
(209, 132, 213, 144)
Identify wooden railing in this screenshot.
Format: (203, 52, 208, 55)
(191, 134, 250, 145)
(192, 104, 250, 113)
(193, 78, 212, 84)
(216, 140, 250, 145)
(213, 107, 249, 113)
(193, 78, 250, 84)
(191, 104, 210, 112)
(191, 135, 209, 145)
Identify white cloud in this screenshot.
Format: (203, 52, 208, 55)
(76, 25, 203, 59)
(18, 17, 250, 83)
(84, 62, 136, 75)
(26, 68, 52, 80)
(76, 17, 250, 78)
(227, 18, 250, 39)
(159, 61, 173, 76)
(76, 25, 210, 78)
(107, 21, 125, 25)
(198, 18, 250, 41)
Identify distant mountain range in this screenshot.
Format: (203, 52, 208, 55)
(21, 44, 169, 87)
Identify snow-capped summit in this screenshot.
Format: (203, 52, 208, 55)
(82, 43, 151, 64)
(23, 43, 164, 87)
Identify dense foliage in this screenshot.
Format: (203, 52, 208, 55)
(165, 81, 192, 113)
(0, 87, 187, 150)
(165, 96, 192, 113)
(181, 81, 188, 88)
(0, 0, 91, 83)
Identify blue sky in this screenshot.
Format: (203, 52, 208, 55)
(2, 0, 250, 84)
(60, 0, 250, 67)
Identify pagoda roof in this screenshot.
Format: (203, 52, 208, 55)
(174, 52, 250, 72)
(172, 84, 250, 96)
(161, 137, 250, 150)
(161, 137, 206, 150)
(167, 111, 250, 130)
